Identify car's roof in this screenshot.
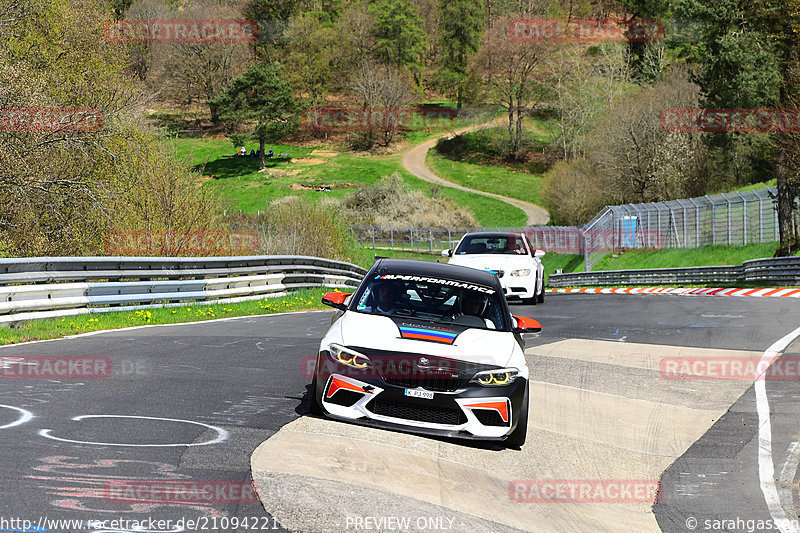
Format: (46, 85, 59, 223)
(371, 258, 500, 288)
(460, 231, 525, 238)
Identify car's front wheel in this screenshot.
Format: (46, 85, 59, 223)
(522, 275, 538, 305)
(536, 275, 545, 304)
(506, 383, 529, 449)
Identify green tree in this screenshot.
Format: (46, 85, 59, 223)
(369, 0, 428, 81)
(212, 63, 298, 170)
(679, 0, 800, 255)
(244, 0, 298, 62)
(283, 13, 340, 105)
(437, 0, 485, 114)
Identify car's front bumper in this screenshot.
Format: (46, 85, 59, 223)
(313, 353, 528, 440)
(500, 277, 536, 300)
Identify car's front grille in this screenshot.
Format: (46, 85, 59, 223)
(368, 399, 467, 426)
(382, 368, 470, 392)
(346, 346, 502, 394)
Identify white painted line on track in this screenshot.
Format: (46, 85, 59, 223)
(779, 440, 800, 526)
(756, 325, 800, 533)
(0, 404, 34, 429)
(38, 414, 229, 447)
(0, 309, 331, 349)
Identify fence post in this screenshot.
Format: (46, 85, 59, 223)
(735, 192, 747, 245)
(723, 194, 732, 245)
(705, 195, 715, 246)
(582, 230, 590, 272)
(410, 228, 414, 251)
(371, 225, 375, 250)
(390, 228, 394, 250)
(447, 228, 451, 250)
(657, 206, 661, 244)
(759, 197, 763, 243)
(688, 198, 700, 247)
(429, 229, 433, 254)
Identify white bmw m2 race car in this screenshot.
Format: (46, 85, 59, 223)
(309, 259, 541, 448)
(444, 232, 546, 305)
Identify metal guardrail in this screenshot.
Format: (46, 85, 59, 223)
(0, 256, 367, 325)
(548, 256, 800, 288)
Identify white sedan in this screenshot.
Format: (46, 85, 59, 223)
(443, 232, 545, 305)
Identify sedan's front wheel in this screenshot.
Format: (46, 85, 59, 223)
(536, 276, 545, 303)
(522, 276, 538, 305)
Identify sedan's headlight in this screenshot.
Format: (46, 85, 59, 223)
(470, 368, 520, 386)
(510, 269, 531, 277)
(328, 344, 370, 368)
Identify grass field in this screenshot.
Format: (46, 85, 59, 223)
(427, 120, 556, 207)
(427, 151, 545, 206)
(735, 178, 777, 192)
(592, 243, 796, 271)
(165, 136, 527, 226)
(0, 288, 331, 345)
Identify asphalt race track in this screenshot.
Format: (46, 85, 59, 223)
(0, 294, 799, 533)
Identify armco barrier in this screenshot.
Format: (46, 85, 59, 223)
(0, 256, 367, 325)
(548, 256, 800, 288)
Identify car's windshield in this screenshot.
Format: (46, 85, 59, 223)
(454, 234, 529, 255)
(354, 274, 507, 330)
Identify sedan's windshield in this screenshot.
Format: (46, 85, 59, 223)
(354, 274, 507, 330)
(455, 234, 528, 255)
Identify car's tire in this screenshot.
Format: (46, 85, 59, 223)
(524, 276, 538, 305)
(536, 277, 545, 304)
(506, 383, 529, 449)
(308, 361, 323, 415)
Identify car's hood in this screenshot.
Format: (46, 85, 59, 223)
(336, 311, 516, 367)
(448, 254, 535, 273)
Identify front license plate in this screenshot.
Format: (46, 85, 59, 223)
(405, 389, 434, 400)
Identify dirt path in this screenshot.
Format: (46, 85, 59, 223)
(400, 117, 551, 226)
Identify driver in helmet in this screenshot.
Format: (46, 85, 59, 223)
(367, 281, 399, 315)
(458, 290, 496, 329)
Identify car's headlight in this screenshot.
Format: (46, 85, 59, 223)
(510, 269, 531, 277)
(470, 368, 520, 386)
(328, 344, 370, 368)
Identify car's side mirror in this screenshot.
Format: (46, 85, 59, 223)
(322, 292, 351, 311)
(511, 315, 541, 333)
(534, 250, 546, 258)
(441, 249, 452, 257)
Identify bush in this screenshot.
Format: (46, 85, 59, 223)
(539, 159, 611, 226)
(342, 173, 478, 227)
(255, 196, 362, 263)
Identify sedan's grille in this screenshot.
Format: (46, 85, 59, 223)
(383, 368, 469, 392)
(368, 399, 467, 426)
